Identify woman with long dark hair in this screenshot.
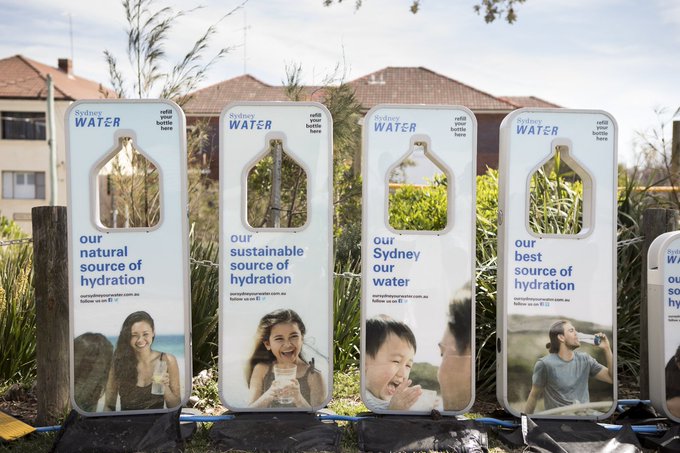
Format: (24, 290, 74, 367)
(105, 311, 180, 410)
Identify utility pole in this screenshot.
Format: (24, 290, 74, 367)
(672, 108, 680, 184)
(46, 75, 57, 206)
(268, 140, 282, 228)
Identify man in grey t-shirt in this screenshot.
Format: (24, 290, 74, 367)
(524, 320, 613, 414)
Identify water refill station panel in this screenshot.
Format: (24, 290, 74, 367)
(65, 100, 192, 415)
(647, 231, 680, 423)
(497, 108, 617, 419)
(219, 102, 333, 412)
(361, 105, 476, 415)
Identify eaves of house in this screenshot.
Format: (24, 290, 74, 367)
(0, 54, 113, 100)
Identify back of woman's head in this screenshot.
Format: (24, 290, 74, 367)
(74, 332, 114, 411)
(546, 320, 567, 353)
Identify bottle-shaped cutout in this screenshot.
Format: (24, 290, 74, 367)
(95, 136, 161, 229)
(246, 138, 308, 229)
(527, 141, 593, 236)
(387, 139, 450, 231)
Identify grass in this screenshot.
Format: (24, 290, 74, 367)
(0, 369, 528, 452)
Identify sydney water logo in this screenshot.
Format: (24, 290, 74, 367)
(227, 112, 272, 130)
(373, 114, 416, 133)
(74, 115, 120, 127)
(515, 118, 558, 136)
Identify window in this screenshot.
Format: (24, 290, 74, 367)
(2, 171, 46, 199)
(1, 112, 46, 140)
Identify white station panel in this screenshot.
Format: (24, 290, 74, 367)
(219, 102, 333, 412)
(497, 108, 617, 419)
(361, 105, 476, 415)
(647, 231, 680, 423)
(66, 100, 191, 415)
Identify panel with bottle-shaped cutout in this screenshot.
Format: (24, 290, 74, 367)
(66, 100, 191, 417)
(497, 109, 617, 421)
(361, 105, 476, 416)
(219, 102, 333, 413)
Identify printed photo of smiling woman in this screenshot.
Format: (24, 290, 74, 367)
(104, 311, 181, 411)
(246, 309, 326, 408)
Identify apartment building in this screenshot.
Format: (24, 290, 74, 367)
(0, 55, 111, 232)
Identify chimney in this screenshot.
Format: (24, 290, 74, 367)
(58, 58, 73, 76)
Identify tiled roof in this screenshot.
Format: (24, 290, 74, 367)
(348, 67, 517, 111)
(183, 67, 553, 115)
(499, 96, 561, 108)
(184, 75, 291, 115)
(0, 55, 113, 100)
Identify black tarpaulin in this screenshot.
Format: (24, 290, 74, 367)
(498, 414, 642, 453)
(356, 417, 488, 453)
(50, 409, 187, 453)
(642, 425, 680, 452)
(208, 412, 342, 452)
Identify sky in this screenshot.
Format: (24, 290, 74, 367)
(1, 0, 679, 165)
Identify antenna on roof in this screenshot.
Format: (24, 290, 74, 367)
(69, 13, 74, 63)
(242, 8, 251, 74)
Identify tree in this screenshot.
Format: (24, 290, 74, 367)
(293, 65, 364, 263)
(103, 0, 244, 239)
(322, 0, 526, 23)
(631, 108, 680, 209)
(251, 63, 363, 262)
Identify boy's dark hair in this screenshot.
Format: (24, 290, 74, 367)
(366, 315, 416, 358)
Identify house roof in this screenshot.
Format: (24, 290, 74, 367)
(0, 55, 113, 101)
(348, 67, 516, 111)
(183, 66, 559, 115)
(499, 96, 561, 109)
(184, 75, 295, 114)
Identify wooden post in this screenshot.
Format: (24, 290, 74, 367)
(32, 206, 69, 425)
(640, 208, 679, 399)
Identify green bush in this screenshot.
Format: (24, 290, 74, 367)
(333, 259, 362, 371)
(0, 167, 658, 403)
(386, 167, 648, 395)
(189, 238, 220, 371)
(388, 175, 448, 231)
(0, 217, 35, 383)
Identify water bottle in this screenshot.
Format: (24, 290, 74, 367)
(577, 333, 601, 346)
(151, 360, 167, 395)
